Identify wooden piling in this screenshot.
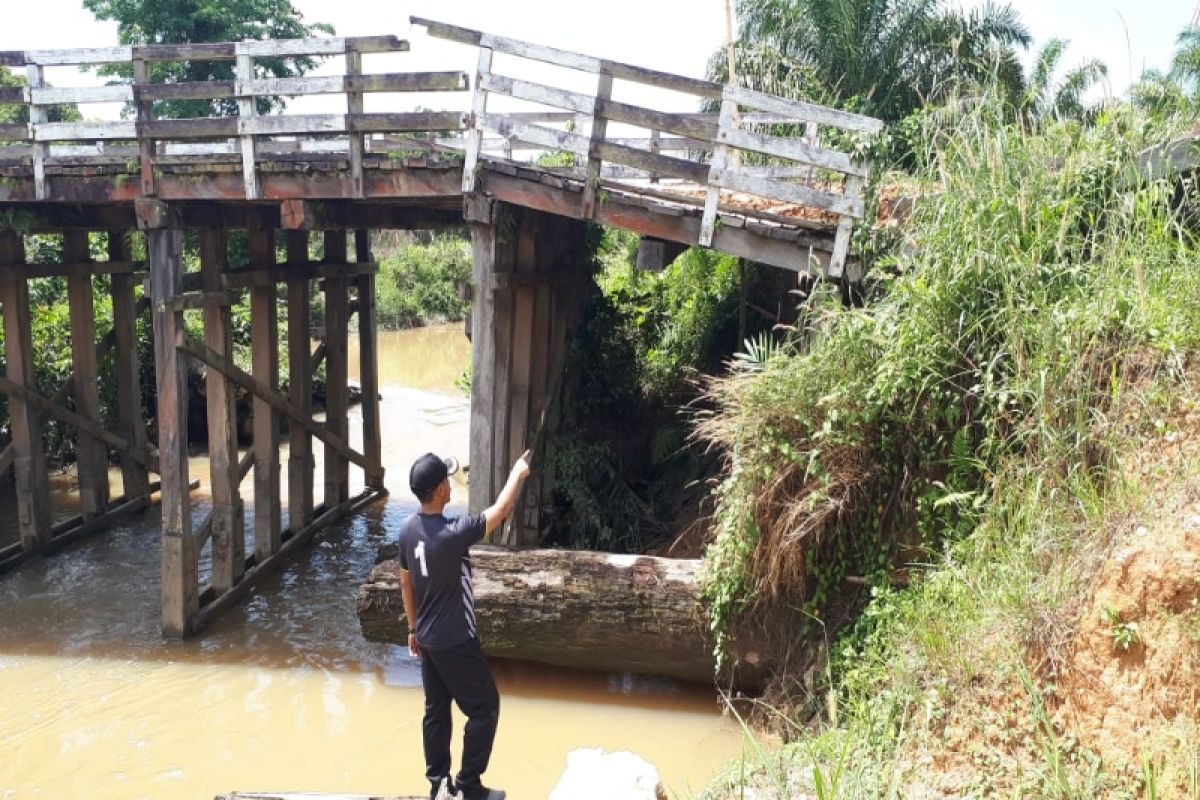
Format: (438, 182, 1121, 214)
(149, 226, 196, 637)
(65, 230, 110, 518)
(108, 231, 150, 499)
(249, 229, 282, 562)
(323, 230, 349, 506)
(0, 232, 51, 552)
(355, 229, 383, 489)
(200, 228, 244, 594)
(286, 230, 314, 531)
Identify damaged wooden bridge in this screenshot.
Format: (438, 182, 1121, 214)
(0, 18, 881, 636)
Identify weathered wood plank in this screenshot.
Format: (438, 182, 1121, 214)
(323, 230, 350, 506)
(0, 260, 140, 279)
(463, 46, 493, 194)
(0, 376, 157, 471)
(700, 98, 735, 247)
(249, 229, 282, 562)
(595, 139, 709, 185)
(31, 85, 133, 105)
(0, 233, 51, 551)
(151, 227, 196, 637)
(468, 222, 498, 512)
(201, 229, 244, 595)
(233, 72, 468, 97)
(234, 35, 407, 59)
(581, 72, 612, 219)
(236, 52, 259, 199)
(725, 85, 884, 133)
(355, 230, 383, 489)
(109, 232, 150, 499)
(24, 46, 133, 66)
(479, 72, 593, 115)
(714, 169, 864, 218)
(132, 57, 157, 196)
(594, 97, 719, 146)
(286, 231, 314, 531)
(718, 127, 866, 177)
(33, 121, 138, 141)
(65, 231, 109, 518)
(478, 112, 589, 157)
(345, 46, 365, 199)
(26, 65, 47, 200)
(222, 260, 377, 288)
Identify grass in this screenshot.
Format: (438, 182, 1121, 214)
(697, 93, 1200, 796)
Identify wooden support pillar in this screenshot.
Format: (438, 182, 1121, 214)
(469, 206, 589, 545)
(0, 232, 51, 551)
(286, 231, 314, 531)
(109, 232, 151, 501)
(149, 226, 196, 637)
(354, 229, 383, 489)
(65, 231, 109, 518)
(200, 229, 244, 594)
(323, 231, 349, 506)
(249, 229, 281, 561)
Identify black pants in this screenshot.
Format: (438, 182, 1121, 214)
(420, 636, 500, 793)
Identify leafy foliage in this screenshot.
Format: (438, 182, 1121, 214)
(700, 89, 1200, 791)
(374, 231, 471, 329)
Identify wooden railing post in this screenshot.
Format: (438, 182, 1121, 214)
(109, 231, 150, 499)
(235, 45, 259, 199)
(580, 72, 612, 220)
(200, 228, 244, 593)
(286, 231, 314, 530)
(149, 224, 196, 636)
(830, 174, 863, 281)
(345, 44, 365, 198)
(463, 46, 494, 193)
(700, 90, 735, 247)
(250, 229, 281, 561)
(132, 57, 156, 196)
(25, 63, 48, 200)
(0, 232, 51, 552)
(65, 231, 110, 518)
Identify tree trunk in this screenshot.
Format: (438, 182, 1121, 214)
(356, 545, 770, 689)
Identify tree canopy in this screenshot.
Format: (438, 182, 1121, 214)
(710, 0, 1032, 124)
(82, 0, 334, 117)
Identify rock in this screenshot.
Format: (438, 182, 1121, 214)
(548, 748, 667, 800)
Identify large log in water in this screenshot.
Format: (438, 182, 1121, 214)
(356, 546, 769, 688)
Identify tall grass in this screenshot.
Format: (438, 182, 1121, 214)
(698, 95, 1200, 794)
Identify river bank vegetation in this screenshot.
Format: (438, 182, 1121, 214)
(684, 3, 1200, 796)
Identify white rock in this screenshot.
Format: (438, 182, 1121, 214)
(548, 747, 666, 800)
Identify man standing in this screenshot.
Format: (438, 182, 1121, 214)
(399, 451, 531, 800)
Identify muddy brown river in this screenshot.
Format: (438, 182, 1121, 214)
(0, 324, 745, 799)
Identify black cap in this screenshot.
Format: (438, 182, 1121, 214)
(409, 452, 460, 498)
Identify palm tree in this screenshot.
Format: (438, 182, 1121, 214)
(710, 0, 1032, 124)
(1020, 39, 1108, 125)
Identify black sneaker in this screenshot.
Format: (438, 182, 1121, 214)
(431, 777, 456, 800)
(458, 785, 506, 800)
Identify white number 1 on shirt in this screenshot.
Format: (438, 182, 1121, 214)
(414, 541, 429, 577)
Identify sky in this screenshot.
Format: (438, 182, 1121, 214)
(0, 0, 1196, 120)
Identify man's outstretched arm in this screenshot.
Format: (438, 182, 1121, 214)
(483, 450, 532, 536)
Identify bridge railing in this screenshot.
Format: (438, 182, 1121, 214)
(0, 36, 468, 200)
(413, 16, 883, 275)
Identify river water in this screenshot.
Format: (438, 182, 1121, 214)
(0, 324, 746, 799)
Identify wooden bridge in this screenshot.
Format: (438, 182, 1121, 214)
(0, 18, 881, 636)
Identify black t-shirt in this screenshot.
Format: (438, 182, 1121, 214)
(398, 511, 486, 649)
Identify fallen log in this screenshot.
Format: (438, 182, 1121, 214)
(356, 545, 770, 688)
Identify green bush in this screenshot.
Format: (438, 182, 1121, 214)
(699, 93, 1200, 789)
(375, 232, 471, 328)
